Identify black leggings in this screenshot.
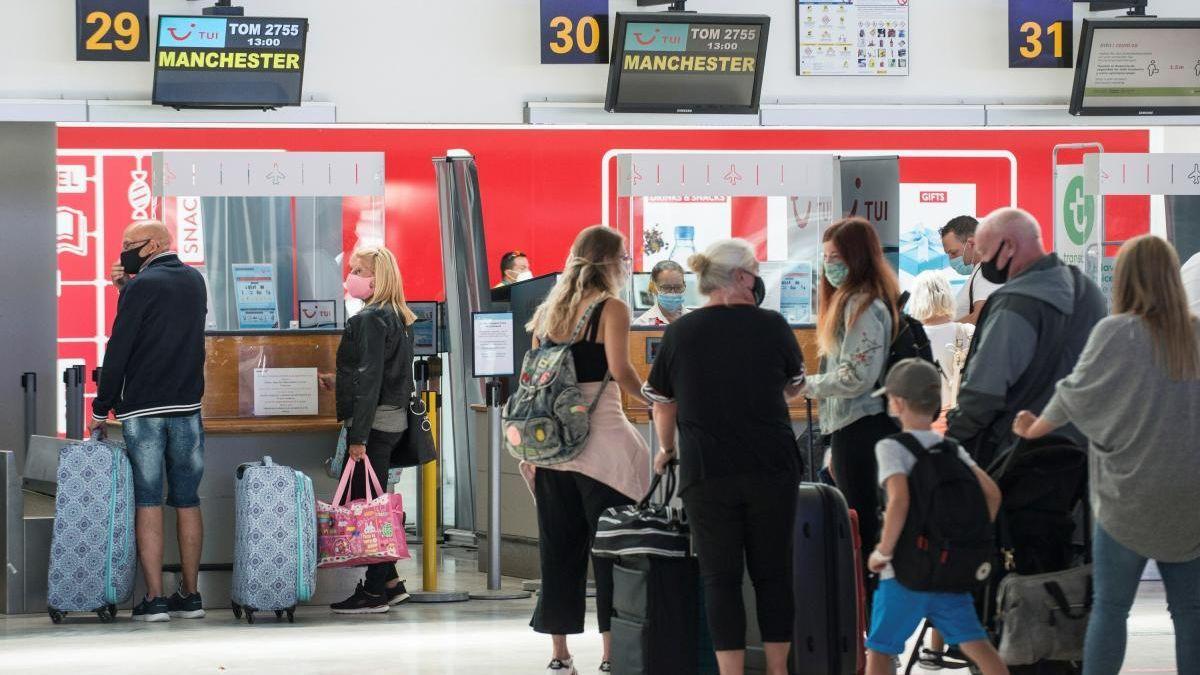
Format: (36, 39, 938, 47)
(683, 473, 797, 651)
(347, 428, 404, 595)
(531, 469, 632, 635)
(829, 412, 898, 601)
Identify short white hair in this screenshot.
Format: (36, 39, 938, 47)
(689, 239, 758, 295)
(908, 270, 956, 322)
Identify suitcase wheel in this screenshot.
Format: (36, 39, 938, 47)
(48, 608, 64, 624)
(245, 609, 256, 625)
(274, 610, 284, 621)
(231, 602, 243, 620)
(286, 608, 295, 623)
(96, 606, 115, 623)
(107, 604, 118, 619)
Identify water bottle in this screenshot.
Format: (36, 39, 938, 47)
(669, 226, 696, 263)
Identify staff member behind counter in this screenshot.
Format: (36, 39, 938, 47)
(633, 261, 691, 327)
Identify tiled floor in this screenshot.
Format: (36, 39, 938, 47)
(0, 548, 1180, 674)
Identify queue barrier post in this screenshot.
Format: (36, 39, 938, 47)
(468, 378, 530, 601)
(408, 357, 469, 604)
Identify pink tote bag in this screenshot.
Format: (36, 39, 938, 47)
(317, 456, 409, 568)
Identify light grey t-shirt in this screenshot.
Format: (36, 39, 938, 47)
(874, 430, 977, 579)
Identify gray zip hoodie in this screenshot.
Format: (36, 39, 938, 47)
(947, 254, 1107, 463)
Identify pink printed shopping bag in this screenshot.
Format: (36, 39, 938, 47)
(317, 456, 409, 568)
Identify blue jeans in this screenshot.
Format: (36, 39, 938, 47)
(1084, 524, 1200, 675)
(122, 413, 205, 508)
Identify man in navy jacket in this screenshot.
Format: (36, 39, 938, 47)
(88, 220, 208, 622)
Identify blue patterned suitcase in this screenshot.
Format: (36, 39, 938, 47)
(46, 434, 136, 623)
(231, 456, 317, 624)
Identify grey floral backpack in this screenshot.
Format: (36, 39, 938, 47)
(503, 300, 611, 465)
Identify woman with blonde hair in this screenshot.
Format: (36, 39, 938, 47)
(323, 246, 418, 614)
(801, 217, 900, 604)
(1014, 235, 1200, 675)
(524, 226, 650, 675)
(645, 238, 806, 675)
(908, 270, 974, 436)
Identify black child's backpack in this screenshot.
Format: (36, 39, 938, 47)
(889, 433, 995, 593)
(885, 291, 935, 377)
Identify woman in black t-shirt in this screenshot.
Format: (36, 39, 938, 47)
(644, 238, 806, 675)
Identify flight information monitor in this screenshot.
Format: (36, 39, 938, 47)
(1070, 19, 1200, 116)
(153, 15, 308, 108)
(606, 12, 771, 114)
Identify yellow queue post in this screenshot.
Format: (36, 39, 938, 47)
(408, 356, 469, 603)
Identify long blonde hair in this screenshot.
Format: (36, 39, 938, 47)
(353, 246, 417, 326)
(528, 226, 626, 338)
(1112, 235, 1199, 380)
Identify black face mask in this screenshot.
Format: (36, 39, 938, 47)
(980, 243, 1011, 284)
(751, 275, 766, 307)
(120, 243, 150, 276)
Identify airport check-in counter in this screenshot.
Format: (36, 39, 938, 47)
(100, 330, 355, 607)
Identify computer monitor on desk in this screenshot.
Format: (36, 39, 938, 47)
(504, 273, 560, 394)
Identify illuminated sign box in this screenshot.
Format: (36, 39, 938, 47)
(605, 12, 771, 114)
(1070, 19, 1200, 116)
(152, 14, 309, 109)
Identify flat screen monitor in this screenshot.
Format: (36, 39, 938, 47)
(606, 12, 770, 114)
(1070, 19, 1200, 116)
(153, 15, 308, 108)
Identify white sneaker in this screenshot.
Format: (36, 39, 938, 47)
(546, 658, 577, 674)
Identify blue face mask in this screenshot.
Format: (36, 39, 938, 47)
(948, 256, 973, 276)
(824, 260, 850, 288)
(657, 292, 685, 313)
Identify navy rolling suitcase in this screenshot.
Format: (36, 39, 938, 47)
(792, 483, 862, 675)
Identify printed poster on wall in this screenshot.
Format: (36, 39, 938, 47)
(898, 183, 977, 293)
(1053, 163, 1107, 296)
(232, 263, 280, 330)
(797, 0, 910, 77)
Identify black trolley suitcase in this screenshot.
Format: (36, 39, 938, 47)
(792, 482, 861, 675)
(604, 466, 717, 675)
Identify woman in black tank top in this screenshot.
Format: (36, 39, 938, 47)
(524, 227, 651, 674)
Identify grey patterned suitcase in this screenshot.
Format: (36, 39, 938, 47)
(46, 433, 136, 623)
(231, 456, 317, 624)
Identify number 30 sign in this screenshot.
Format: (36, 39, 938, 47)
(1008, 0, 1073, 68)
(541, 0, 609, 64)
(76, 0, 149, 61)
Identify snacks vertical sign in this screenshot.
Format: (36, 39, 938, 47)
(1009, 0, 1073, 68)
(541, 0, 609, 64)
(76, 0, 149, 61)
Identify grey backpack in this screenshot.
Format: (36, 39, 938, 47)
(503, 300, 611, 466)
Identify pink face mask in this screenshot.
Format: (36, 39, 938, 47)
(344, 273, 374, 300)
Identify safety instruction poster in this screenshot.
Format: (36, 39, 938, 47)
(797, 0, 910, 77)
(232, 263, 280, 330)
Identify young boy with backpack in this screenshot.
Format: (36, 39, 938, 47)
(865, 358, 1008, 675)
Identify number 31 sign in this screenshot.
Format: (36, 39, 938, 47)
(541, 0, 609, 64)
(76, 0, 149, 61)
(1008, 0, 1073, 68)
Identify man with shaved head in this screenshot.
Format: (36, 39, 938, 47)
(87, 220, 208, 622)
(946, 207, 1106, 466)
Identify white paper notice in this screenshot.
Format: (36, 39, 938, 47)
(253, 368, 319, 416)
(797, 0, 910, 77)
(473, 312, 515, 378)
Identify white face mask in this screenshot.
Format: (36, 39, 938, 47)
(515, 270, 533, 282)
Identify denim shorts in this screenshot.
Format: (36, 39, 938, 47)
(122, 413, 205, 508)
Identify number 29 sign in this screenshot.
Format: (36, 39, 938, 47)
(1008, 0, 1073, 68)
(76, 0, 149, 61)
(540, 0, 609, 64)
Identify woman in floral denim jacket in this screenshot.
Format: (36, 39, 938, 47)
(802, 218, 899, 609)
